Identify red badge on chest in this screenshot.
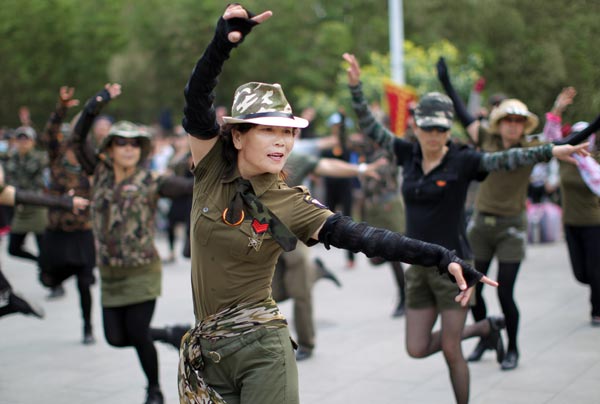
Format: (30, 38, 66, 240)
(251, 218, 269, 234)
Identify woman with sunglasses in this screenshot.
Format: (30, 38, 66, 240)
(436, 59, 600, 371)
(344, 53, 587, 403)
(178, 5, 502, 404)
(71, 88, 194, 404)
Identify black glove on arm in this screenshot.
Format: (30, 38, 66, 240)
(553, 114, 600, 146)
(318, 213, 484, 288)
(14, 190, 73, 211)
(436, 57, 476, 129)
(182, 7, 258, 139)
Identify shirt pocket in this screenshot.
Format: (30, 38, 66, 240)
(421, 172, 459, 202)
(192, 197, 221, 246)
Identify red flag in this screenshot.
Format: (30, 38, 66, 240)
(383, 80, 417, 137)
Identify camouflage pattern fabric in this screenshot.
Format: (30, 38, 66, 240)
(412, 92, 454, 129)
(479, 144, 553, 171)
(178, 298, 287, 403)
(4, 149, 47, 191)
(92, 163, 160, 267)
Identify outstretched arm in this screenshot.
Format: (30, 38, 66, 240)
(71, 83, 121, 175)
(480, 142, 589, 172)
(184, 4, 272, 166)
(314, 213, 497, 306)
(436, 57, 480, 143)
(543, 87, 576, 142)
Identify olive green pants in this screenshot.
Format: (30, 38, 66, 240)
(199, 327, 299, 404)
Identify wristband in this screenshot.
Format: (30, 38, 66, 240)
(358, 163, 367, 174)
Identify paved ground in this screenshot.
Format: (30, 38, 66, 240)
(1, 234, 599, 404)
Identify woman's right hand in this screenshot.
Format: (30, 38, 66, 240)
(343, 53, 361, 86)
(223, 4, 272, 43)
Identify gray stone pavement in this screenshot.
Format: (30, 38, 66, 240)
(1, 234, 599, 404)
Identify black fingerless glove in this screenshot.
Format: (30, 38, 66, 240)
(436, 57, 476, 129)
(553, 114, 600, 146)
(182, 6, 258, 140)
(14, 190, 73, 211)
(83, 88, 111, 116)
(318, 213, 483, 287)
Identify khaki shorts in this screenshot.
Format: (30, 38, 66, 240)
(405, 264, 475, 310)
(467, 211, 527, 262)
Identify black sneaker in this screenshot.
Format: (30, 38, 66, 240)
(10, 291, 45, 319)
(83, 326, 96, 345)
(295, 346, 313, 361)
(145, 386, 164, 404)
(314, 258, 342, 288)
(47, 285, 65, 300)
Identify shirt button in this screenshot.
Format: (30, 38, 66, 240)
(202, 207, 209, 213)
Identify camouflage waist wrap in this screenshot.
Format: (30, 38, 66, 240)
(178, 297, 287, 403)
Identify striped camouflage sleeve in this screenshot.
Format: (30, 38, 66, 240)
(349, 83, 396, 155)
(479, 143, 554, 172)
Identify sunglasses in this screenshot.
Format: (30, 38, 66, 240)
(111, 137, 141, 148)
(420, 126, 450, 133)
(502, 115, 527, 124)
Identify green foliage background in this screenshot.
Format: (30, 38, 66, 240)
(1, 0, 597, 132)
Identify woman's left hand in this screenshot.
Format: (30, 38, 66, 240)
(552, 142, 590, 164)
(448, 262, 498, 307)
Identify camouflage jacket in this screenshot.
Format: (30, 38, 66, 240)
(38, 102, 92, 231)
(361, 142, 401, 208)
(93, 161, 194, 267)
(3, 149, 47, 191)
(93, 162, 161, 267)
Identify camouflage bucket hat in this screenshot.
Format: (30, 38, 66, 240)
(222, 82, 308, 129)
(99, 120, 153, 162)
(489, 99, 539, 135)
(413, 92, 454, 130)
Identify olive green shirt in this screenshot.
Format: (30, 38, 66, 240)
(190, 141, 333, 321)
(475, 128, 541, 216)
(559, 156, 600, 226)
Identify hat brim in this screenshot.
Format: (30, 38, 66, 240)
(489, 112, 539, 135)
(415, 116, 452, 130)
(222, 115, 308, 129)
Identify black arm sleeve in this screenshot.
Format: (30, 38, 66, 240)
(318, 213, 484, 288)
(14, 190, 73, 211)
(436, 57, 476, 129)
(553, 114, 600, 146)
(71, 88, 112, 175)
(182, 12, 257, 139)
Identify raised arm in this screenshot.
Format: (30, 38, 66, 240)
(71, 83, 121, 175)
(183, 4, 272, 166)
(38, 86, 80, 162)
(343, 53, 404, 157)
(436, 57, 480, 143)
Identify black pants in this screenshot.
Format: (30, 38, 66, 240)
(103, 300, 160, 388)
(564, 225, 600, 317)
(8, 232, 43, 262)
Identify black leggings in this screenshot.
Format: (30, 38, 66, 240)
(471, 260, 521, 353)
(564, 225, 600, 317)
(8, 232, 43, 262)
(103, 300, 160, 388)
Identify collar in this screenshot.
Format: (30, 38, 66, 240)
(222, 168, 280, 198)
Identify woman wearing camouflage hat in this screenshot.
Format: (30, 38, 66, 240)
(71, 89, 194, 404)
(344, 52, 588, 403)
(179, 5, 498, 404)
